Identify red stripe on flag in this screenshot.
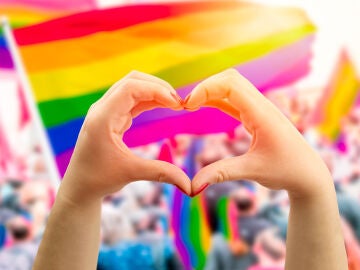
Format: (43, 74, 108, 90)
(14, 2, 242, 45)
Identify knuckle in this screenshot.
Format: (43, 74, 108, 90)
(157, 171, 166, 183)
(224, 68, 239, 77)
(127, 70, 142, 78)
(215, 168, 229, 184)
(87, 101, 98, 113)
(83, 110, 103, 134)
(226, 73, 240, 85)
(204, 84, 210, 101)
(121, 79, 139, 96)
(121, 78, 137, 89)
(222, 71, 240, 97)
(164, 81, 174, 90)
(224, 69, 240, 84)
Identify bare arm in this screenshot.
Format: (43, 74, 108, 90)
(32, 71, 191, 270)
(32, 187, 102, 270)
(185, 69, 347, 270)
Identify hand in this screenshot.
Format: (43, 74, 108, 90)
(185, 69, 333, 199)
(61, 71, 192, 203)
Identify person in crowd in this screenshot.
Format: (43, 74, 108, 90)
(342, 218, 360, 270)
(249, 228, 286, 270)
(18, 180, 54, 239)
(0, 179, 29, 248)
(0, 215, 38, 270)
(32, 70, 347, 270)
(135, 182, 169, 233)
(258, 190, 289, 240)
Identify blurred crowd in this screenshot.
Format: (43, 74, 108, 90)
(0, 148, 55, 269)
(1, 86, 360, 270)
(97, 181, 183, 270)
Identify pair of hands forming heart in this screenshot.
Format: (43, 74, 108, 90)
(62, 69, 332, 203)
(33, 70, 348, 270)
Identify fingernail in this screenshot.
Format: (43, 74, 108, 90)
(191, 183, 209, 197)
(170, 91, 182, 104)
(184, 94, 191, 104)
(175, 184, 188, 195)
(183, 94, 194, 109)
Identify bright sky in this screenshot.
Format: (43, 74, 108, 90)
(253, 0, 360, 88)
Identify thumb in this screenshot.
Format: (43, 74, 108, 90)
(191, 153, 261, 196)
(135, 159, 192, 196)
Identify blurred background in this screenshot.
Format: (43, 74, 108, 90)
(0, 0, 360, 269)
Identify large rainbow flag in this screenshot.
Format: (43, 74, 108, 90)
(11, 1, 315, 177)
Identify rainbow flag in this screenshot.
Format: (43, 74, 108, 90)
(312, 50, 360, 140)
(12, 1, 315, 176)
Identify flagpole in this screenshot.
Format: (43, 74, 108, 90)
(1, 16, 61, 187)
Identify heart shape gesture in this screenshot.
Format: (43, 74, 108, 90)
(62, 69, 330, 202)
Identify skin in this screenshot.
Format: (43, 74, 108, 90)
(32, 70, 347, 270)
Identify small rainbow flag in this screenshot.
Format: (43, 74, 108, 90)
(11, 1, 315, 176)
(179, 138, 211, 270)
(312, 50, 360, 140)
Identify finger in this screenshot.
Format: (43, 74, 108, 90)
(131, 101, 183, 118)
(134, 159, 192, 196)
(203, 100, 255, 134)
(185, 69, 259, 108)
(203, 100, 240, 120)
(131, 101, 161, 118)
(124, 70, 175, 92)
(191, 154, 262, 196)
(103, 78, 182, 116)
(100, 70, 177, 102)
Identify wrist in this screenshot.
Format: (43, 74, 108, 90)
(287, 177, 337, 214)
(59, 173, 104, 207)
(287, 163, 335, 201)
(55, 187, 102, 214)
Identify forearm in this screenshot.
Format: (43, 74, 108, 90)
(285, 174, 347, 270)
(33, 179, 102, 270)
